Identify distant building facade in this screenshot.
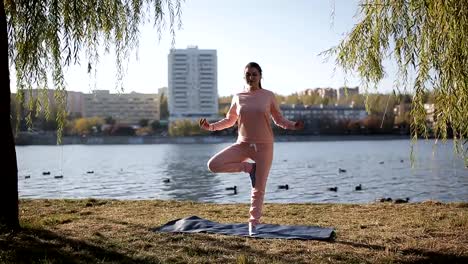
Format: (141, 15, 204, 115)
(337, 86, 359, 100)
(393, 103, 411, 117)
(18, 89, 84, 117)
(66, 91, 85, 117)
(315, 87, 337, 99)
(83, 90, 160, 125)
(280, 104, 367, 133)
(158, 87, 168, 97)
(168, 46, 218, 122)
(297, 89, 317, 96)
(281, 104, 367, 122)
(424, 103, 435, 127)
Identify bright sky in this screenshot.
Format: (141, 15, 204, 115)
(11, 0, 398, 96)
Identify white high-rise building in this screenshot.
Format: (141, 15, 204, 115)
(168, 46, 218, 122)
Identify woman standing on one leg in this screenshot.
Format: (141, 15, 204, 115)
(199, 62, 304, 236)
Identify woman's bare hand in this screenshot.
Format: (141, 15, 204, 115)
(294, 120, 305, 130)
(199, 118, 210, 131)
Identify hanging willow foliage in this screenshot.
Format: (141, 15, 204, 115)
(326, 0, 468, 163)
(5, 0, 182, 142)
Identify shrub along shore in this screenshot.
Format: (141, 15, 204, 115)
(1, 199, 467, 263)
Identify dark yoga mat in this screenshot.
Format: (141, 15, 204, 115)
(153, 216, 336, 240)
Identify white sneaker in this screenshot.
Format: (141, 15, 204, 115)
(248, 223, 257, 236)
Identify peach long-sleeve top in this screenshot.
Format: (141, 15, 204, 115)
(209, 88, 296, 143)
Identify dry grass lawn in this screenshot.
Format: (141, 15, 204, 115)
(0, 199, 467, 263)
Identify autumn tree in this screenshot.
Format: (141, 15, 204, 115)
(169, 119, 208, 136)
(71, 117, 104, 136)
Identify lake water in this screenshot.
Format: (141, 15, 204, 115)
(16, 139, 468, 203)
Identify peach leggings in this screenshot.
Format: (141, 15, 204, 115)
(207, 142, 273, 225)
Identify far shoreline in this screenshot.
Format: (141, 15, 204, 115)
(14, 134, 417, 145)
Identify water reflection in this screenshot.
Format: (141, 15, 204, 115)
(161, 144, 223, 201)
(16, 140, 467, 203)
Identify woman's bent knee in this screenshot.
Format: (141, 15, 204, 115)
(207, 158, 219, 172)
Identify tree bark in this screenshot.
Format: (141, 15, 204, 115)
(0, 0, 19, 231)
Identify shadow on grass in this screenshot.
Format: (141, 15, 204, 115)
(158, 232, 320, 264)
(336, 240, 468, 264)
(398, 248, 468, 264)
(7, 217, 464, 264)
(0, 227, 160, 264)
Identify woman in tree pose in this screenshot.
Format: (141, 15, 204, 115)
(199, 62, 304, 236)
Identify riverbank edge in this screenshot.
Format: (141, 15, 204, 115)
(15, 134, 412, 145)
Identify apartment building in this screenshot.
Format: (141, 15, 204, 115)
(158, 87, 168, 97)
(337, 86, 359, 100)
(297, 88, 317, 96)
(280, 103, 367, 133)
(17, 88, 84, 117)
(281, 104, 367, 123)
(315, 87, 337, 99)
(168, 46, 218, 122)
(83, 90, 159, 125)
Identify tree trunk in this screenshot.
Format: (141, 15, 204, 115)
(0, 0, 19, 231)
